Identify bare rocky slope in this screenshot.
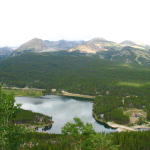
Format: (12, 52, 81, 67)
(14, 38, 85, 54)
(68, 38, 150, 65)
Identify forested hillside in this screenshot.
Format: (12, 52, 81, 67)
(1, 51, 150, 94)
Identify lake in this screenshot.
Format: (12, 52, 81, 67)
(15, 95, 115, 133)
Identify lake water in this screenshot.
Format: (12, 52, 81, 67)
(15, 95, 115, 133)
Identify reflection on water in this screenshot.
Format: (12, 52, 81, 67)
(15, 95, 115, 133)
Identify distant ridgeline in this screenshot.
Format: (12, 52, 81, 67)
(1, 37, 150, 65)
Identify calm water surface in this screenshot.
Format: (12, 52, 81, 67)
(15, 95, 115, 133)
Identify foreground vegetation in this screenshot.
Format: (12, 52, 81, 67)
(13, 130, 150, 150)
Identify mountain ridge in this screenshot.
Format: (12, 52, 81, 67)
(15, 38, 85, 54)
(2, 37, 150, 65)
(0, 47, 13, 59)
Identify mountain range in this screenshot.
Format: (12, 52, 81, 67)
(14, 38, 85, 54)
(1, 37, 150, 65)
(0, 47, 14, 59)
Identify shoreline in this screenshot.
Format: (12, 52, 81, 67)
(93, 112, 135, 132)
(3, 87, 95, 99)
(107, 122, 135, 132)
(2, 86, 44, 91)
(93, 112, 150, 132)
(59, 90, 95, 99)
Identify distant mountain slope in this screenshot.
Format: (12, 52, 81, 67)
(15, 38, 85, 54)
(0, 47, 13, 59)
(69, 38, 120, 53)
(16, 38, 47, 52)
(120, 40, 147, 49)
(98, 46, 150, 65)
(68, 38, 150, 65)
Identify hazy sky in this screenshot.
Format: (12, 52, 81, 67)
(0, 0, 150, 46)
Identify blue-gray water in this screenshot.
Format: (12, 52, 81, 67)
(15, 95, 115, 133)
